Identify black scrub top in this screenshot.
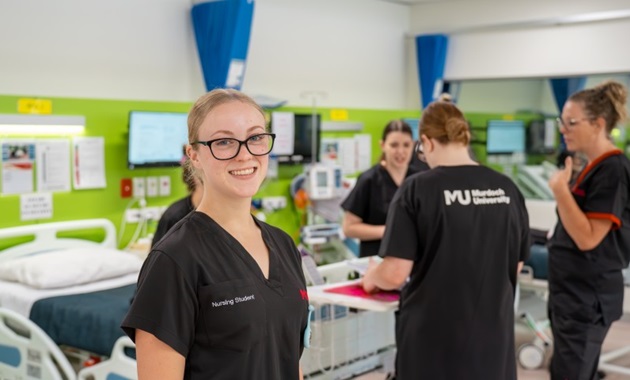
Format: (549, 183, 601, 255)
(122, 212, 309, 380)
(380, 165, 530, 380)
(151, 195, 194, 247)
(341, 164, 421, 257)
(548, 150, 630, 324)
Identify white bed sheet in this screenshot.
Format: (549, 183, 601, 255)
(0, 272, 139, 318)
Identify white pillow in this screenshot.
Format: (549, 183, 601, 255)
(0, 247, 142, 289)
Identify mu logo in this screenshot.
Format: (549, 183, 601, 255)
(444, 190, 471, 206)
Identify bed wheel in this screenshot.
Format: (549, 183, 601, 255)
(518, 343, 545, 370)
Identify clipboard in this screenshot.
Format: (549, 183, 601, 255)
(307, 280, 399, 312)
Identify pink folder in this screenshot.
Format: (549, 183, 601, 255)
(324, 283, 400, 302)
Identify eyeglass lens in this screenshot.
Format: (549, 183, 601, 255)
(210, 134, 274, 160)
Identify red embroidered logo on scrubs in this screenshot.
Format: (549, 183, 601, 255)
(299, 289, 308, 300)
(571, 187, 585, 197)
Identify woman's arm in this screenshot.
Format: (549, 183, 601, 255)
(342, 211, 386, 241)
(136, 329, 185, 380)
(362, 257, 413, 293)
(549, 158, 613, 251)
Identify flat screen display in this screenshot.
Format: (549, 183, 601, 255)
(273, 113, 321, 164)
(486, 120, 526, 154)
(128, 111, 188, 169)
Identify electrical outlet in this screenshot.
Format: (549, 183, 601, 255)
(125, 209, 141, 223)
(262, 196, 287, 212)
(141, 206, 161, 221)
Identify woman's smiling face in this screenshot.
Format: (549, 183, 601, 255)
(192, 100, 268, 200)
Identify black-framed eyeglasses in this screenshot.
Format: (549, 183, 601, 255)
(414, 140, 426, 162)
(555, 117, 591, 131)
(191, 133, 276, 161)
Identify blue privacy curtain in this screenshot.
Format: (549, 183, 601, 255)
(550, 77, 587, 149)
(416, 34, 449, 108)
(550, 77, 587, 114)
(191, 0, 255, 91)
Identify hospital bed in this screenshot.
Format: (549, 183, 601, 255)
(302, 258, 397, 379)
(0, 219, 140, 380)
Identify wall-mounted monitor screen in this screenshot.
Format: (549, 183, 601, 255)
(273, 113, 321, 164)
(486, 120, 526, 154)
(527, 119, 557, 154)
(128, 111, 188, 169)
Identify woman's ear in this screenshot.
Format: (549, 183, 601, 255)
(421, 135, 434, 153)
(594, 116, 607, 130)
(186, 145, 201, 168)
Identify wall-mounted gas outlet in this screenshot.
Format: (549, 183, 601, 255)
(133, 177, 146, 198)
(146, 177, 158, 197)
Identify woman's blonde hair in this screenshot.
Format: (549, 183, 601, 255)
(184, 88, 265, 177)
(569, 80, 628, 133)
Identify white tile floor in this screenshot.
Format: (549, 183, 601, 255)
(352, 316, 630, 380)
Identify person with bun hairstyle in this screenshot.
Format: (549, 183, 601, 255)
(362, 101, 530, 379)
(341, 120, 425, 257)
(547, 80, 630, 380)
(122, 89, 309, 380)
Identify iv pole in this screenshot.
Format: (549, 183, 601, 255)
(300, 91, 327, 164)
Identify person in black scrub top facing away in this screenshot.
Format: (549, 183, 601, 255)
(121, 89, 310, 380)
(150, 160, 203, 248)
(362, 101, 530, 380)
(341, 120, 425, 257)
(547, 80, 630, 380)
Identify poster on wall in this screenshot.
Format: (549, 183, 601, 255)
(270, 112, 295, 156)
(36, 139, 71, 193)
(1, 139, 35, 195)
(72, 137, 106, 190)
(20, 193, 53, 221)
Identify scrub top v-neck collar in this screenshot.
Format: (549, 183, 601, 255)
(194, 211, 283, 292)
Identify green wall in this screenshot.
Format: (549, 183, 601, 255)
(0, 95, 423, 246)
(0, 94, 549, 247)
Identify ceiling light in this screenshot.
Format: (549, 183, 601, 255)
(0, 114, 86, 135)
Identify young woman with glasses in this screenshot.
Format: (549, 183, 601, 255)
(547, 80, 630, 380)
(361, 101, 530, 379)
(341, 120, 425, 257)
(122, 89, 309, 379)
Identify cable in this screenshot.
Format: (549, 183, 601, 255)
(117, 197, 146, 249)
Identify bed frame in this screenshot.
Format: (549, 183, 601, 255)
(0, 219, 138, 380)
(0, 219, 117, 263)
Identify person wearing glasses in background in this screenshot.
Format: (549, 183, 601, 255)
(547, 80, 630, 380)
(341, 120, 424, 257)
(122, 89, 309, 380)
(362, 101, 530, 380)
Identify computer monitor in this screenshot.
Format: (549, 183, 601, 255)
(486, 120, 526, 155)
(273, 113, 321, 164)
(128, 111, 188, 169)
